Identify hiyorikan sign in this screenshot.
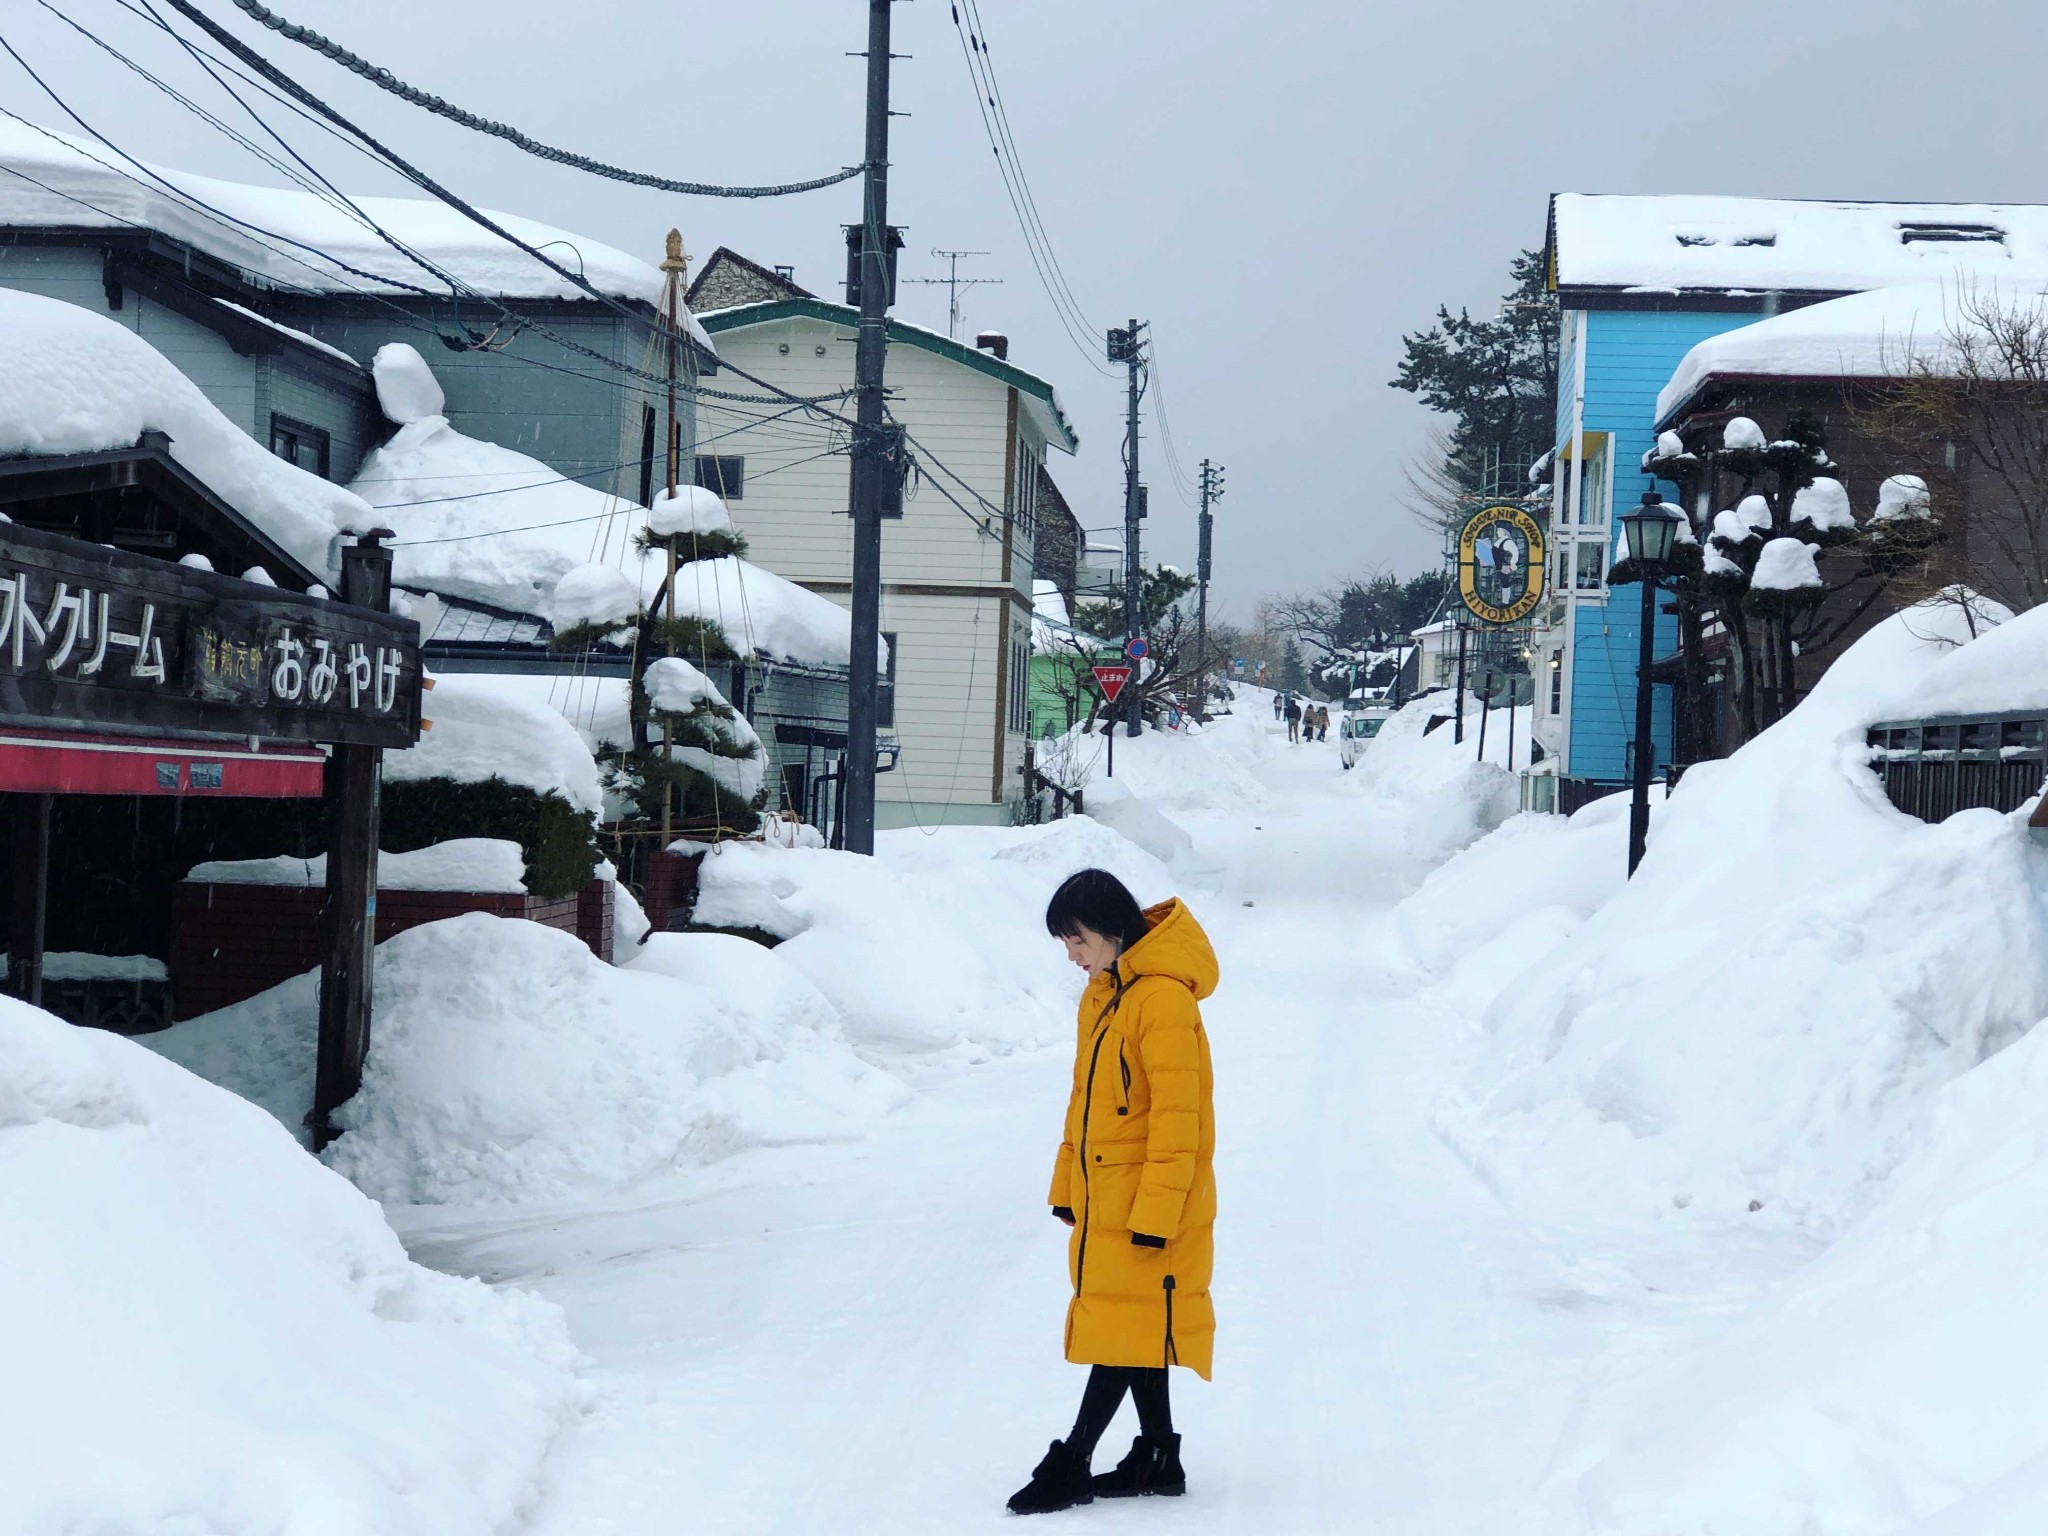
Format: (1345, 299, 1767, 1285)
(1457, 504, 1546, 626)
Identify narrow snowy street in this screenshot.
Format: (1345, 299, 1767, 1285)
(395, 728, 1611, 1532)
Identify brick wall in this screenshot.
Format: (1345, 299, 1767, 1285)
(170, 877, 615, 1020)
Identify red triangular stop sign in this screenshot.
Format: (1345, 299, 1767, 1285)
(1092, 664, 1134, 703)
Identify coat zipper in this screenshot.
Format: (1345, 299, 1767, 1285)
(1073, 968, 1126, 1303)
(1117, 1045, 1131, 1115)
(1163, 1275, 1178, 1367)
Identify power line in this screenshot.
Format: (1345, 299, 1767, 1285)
(946, 3, 1111, 376)
(215, 0, 863, 199)
(148, 0, 863, 428)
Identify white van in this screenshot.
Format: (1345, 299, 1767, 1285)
(1339, 705, 1391, 769)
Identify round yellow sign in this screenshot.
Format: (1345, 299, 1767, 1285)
(1457, 504, 1547, 625)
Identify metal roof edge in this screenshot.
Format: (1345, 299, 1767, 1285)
(698, 297, 1078, 453)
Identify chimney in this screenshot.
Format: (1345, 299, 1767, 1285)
(975, 330, 1009, 361)
(774, 264, 795, 281)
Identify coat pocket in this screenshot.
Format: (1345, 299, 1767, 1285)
(1087, 1140, 1147, 1167)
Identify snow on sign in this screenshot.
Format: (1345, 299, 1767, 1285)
(1092, 663, 1134, 703)
(1457, 503, 1547, 625)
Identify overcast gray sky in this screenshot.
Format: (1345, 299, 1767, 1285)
(10, 0, 2048, 620)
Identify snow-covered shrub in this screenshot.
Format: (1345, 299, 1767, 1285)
(323, 914, 905, 1204)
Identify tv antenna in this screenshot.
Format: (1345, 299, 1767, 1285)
(905, 248, 1002, 339)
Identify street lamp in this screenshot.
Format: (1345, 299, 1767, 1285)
(1620, 489, 1684, 876)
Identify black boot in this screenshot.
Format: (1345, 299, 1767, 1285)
(1007, 1439, 1095, 1515)
(1092, 1434, 1186, 1498)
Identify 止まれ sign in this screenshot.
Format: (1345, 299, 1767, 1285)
(1457, 504, 1547, 626)
(0, 522, 421, 750)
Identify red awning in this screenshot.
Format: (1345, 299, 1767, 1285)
(0, 730, 325, 797)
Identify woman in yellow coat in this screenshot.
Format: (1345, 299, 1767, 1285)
(1008, 868, 1218, 1516)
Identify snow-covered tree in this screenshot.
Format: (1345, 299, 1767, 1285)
(1641, 413, 1943, 740)
(549, 486, 767, 834)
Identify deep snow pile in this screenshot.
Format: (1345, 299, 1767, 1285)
(1373, 596, 2048, 1532)
(1434, 598, 2048, 1242)
(0, 996, 578, 1534)
(0, 288, 358, 574)
(317, 915, 905, 1205)
(1348, 690, 1524, 863)
(688, 813, 1174, 1059)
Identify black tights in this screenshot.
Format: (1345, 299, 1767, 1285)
(1068, 1365, 1172, 1457)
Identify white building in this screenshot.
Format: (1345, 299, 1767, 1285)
(693, 291, 1077, 829)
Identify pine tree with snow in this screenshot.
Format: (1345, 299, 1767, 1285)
(549, 485, 768, 834)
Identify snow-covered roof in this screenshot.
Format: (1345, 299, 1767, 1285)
(0, 117, 673, 311)
(1550, 193, 2048, 296)
(1655, 279, 2048, 424)
(351, 356, 864, 666)
(0, 288, 363, 576)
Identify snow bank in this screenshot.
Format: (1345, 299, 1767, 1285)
(321, 915, 905, 1204)
(0, 997, 578, 1534)
(1350, 691, 1524, 863)
(1566, 1014, 2048, 1535)
(688, 814, 1175, 1058)
(1440, 597, 2048, 1244)
(0, 288, 357, 575)
(187, 837, 526, 893)
(1043, 707, 1274, 815)
(0, 117, 685, 314)
(389, 673, 603, 815)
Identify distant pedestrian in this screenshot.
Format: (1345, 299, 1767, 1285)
(1284, 696, 1301, 743)
(1272, 691, 1284, 722)
(1007, 869, 1217, 1515)
(1316, 705, 1331, 742)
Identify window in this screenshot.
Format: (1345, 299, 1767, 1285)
(1549, 651, 1563, 714)
(1575, 541, 1607, 591)
(878, 632, 897, 728)
(1576, 435, 1610, 526)
(269, 414, 330, 479)
(1012, 441, 1042, 538)
(1008, 635, 1029, 734)
(695, 455, 744, 500)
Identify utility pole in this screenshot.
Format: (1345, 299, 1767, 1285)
(1108, 319, 1147, 737)
(905, 248, 1001, 340)
(844, 0, 895, 856)
(1197, 458, 1223, 719)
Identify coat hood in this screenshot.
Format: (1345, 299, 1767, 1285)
(1117, 899, 1218, 1001)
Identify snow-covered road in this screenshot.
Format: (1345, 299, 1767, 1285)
(396, 730, 1610, 1531)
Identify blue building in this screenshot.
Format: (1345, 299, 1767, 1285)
(1527, 192, 2048, 789)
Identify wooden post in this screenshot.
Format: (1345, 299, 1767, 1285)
(8, 792, 51, 1007)
(312, 531, 394, 1150)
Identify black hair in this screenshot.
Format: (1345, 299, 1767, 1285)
(1045, 868, 1151, 951)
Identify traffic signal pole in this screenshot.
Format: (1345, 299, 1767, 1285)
(843, 0, 893, 855)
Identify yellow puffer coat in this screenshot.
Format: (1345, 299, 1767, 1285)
(1047, 898, 1218, 1380)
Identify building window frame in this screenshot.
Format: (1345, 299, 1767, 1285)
(268, 413, 331, 480)
(878, 631, 897, 729)
(695, 455, 745, 501)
